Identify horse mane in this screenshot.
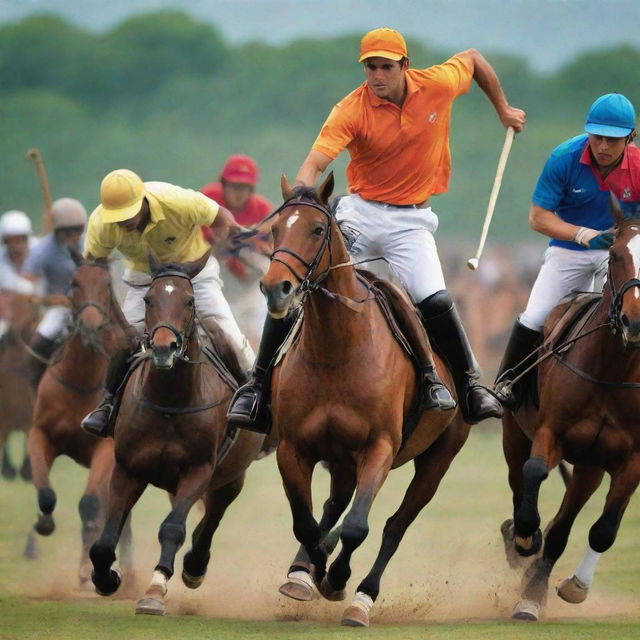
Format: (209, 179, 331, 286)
(288, 185, 324, 205)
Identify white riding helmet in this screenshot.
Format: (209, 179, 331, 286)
(0, 210, 33, 237)
(51, 197, 88, 230)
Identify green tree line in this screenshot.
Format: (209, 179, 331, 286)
(1, 12, 639, 244)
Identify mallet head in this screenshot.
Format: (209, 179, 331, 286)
(467, 257, 479, 270)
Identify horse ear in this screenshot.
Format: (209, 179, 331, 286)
(610, 193, 624, 225)
(182, 251, 209, 279)
(148, 249, 162, 276)
(68, 245, 84, 267)
(281, 174, 293, 201)
(317, 171, 335, 206)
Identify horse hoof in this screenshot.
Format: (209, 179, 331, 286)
(511, 599, 540, 621)
(135, 597, 166, 616)
(92, 568, 121, 596)
(514, 528, 542, 558)
(279, 570, 314, 601)
(318, 575, 346, 601)
(182, 568, 205, 590)
(20, 461, 32, 482)
(556, 575, 589, 604)
(34, 513, 55, 536)
(341, 605, 370, 627)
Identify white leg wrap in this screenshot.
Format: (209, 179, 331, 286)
(574, 545, 602, 589)
(351, 591, 373, 615)
(150, 569, 168, 596)
(287, 569, 314, 590)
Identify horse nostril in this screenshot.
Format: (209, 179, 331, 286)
(621, 314, 630, 328)
(171, 341, 178, 351)
(281, 281, 292, 296)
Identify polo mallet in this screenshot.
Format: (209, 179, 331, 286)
(26, 148, 53, 234)
(467, 126, 515, 270)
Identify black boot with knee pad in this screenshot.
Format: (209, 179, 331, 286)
(418, 290, 503, 425)
(227, 313, 295, 432)
(494, 319, 542, 411)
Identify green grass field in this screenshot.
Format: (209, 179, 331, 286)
(1, 425, 639, 639)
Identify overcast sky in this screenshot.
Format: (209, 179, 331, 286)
(1, 0, 637, 72)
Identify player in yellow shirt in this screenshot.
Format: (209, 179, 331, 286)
(81, 168, 255, 437)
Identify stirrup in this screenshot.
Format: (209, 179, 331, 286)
(423, 382, 456, 412)
(227, 384, 271, 433)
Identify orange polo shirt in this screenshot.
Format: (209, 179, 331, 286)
(312, 53, 474, 205)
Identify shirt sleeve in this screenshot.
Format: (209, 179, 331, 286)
(312, 104, 356, 160)
(427, 53, 474, 99)
(532, 153, 567, 212)
(176, 186, 219, 227)
(83, 210, 115, 259)
(22, 240, 45, 277)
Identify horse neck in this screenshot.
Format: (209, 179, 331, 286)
(54, 331, 108, 388)
(142, 327, 202, 405)
(300, 231, 373, 361)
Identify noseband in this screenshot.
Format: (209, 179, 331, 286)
(144, 270, 196, 360)
(607, 227, 640, 333)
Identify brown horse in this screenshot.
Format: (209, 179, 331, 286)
(27, 258, 134, 586)
(89, 260, 264, 616)
(501, 201, 640, 621)
(0, 291, 38, 481)
(260, 175, 469, 627)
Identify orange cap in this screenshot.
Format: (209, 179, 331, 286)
(358, 28, 407, 63)
(220, 154, 259, 185)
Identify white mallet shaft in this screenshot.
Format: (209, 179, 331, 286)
(467, 126, 515, 270)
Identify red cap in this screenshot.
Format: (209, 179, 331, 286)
(220, 154, 259, 185)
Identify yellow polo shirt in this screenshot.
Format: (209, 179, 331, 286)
(84, 181, 218, 273)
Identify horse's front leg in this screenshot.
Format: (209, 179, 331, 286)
(555, 456, 640, 610)
(277, 440, 327, 586)
(512, 464, 603, 621)
(27, 427, 57, 537)
(136, 462, 212, 616)
(513, 426, 560, 556)
(280, 461, 357, 602)
(322, 438, 394, 603)
(90, 464, 145, 597)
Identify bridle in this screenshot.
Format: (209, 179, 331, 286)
(607, 223, 640, 334)
(143, 269, 197, 361)
(269, 196, 374, 312)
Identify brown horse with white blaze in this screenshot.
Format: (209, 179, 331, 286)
(27, 257, 134, 585)
(89, 258, 264, 616)
(262, 174, 469, 627)
(502, 200, 640, 621)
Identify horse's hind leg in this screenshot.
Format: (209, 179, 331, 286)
(1, 439, 17, 479)
(91, 464, 145, 598)
(512, 464, 603, 621)
(280, 462, 357, 602)
(136, 463, 212, 616)
(27, 427, 57, 536)
(182, 473, 246, 589)
(20, 434, 32, 481)
(323, 438, 394, 606)
(343, 422, 467, 627)
(556, 460, 640, 608)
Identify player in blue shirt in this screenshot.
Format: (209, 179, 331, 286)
(495, 93, 640, 409)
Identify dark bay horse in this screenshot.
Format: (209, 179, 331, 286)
(502, 202, 640, 621)
(90, 260, 264, 616)
(261, 174, 468, 627)
(0, 291, 38, 480)
(27, 258, 134, 585)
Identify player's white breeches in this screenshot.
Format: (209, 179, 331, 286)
(37, 306, 71, 341)
(334, 194, 446, 303)
(121, 256, 255, 372)
(520, 246, 608, 331)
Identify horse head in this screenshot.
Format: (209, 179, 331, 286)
(261, 172, 335, 317)
(68, 249, 113, 347)
(608, 198, 640, 348)
(144, 254, 203, 369)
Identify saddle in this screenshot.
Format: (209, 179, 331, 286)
(543, 292, 602, 353)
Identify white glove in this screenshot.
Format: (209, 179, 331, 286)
(573, 226, 600, 247)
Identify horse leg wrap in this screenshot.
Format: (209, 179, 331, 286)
(515, 456, 548, 540)
(38, 487, 57, 515)
(156, 522, 186, 578)
(589, 509, 619, 553)
(79, 494, 100, 526)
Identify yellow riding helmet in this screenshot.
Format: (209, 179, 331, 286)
(100, 168, 145, 223)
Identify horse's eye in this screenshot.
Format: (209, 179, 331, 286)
(314, 226, 325, 237)
(143, 296, 150, 305)
(187, 299, 194, 307)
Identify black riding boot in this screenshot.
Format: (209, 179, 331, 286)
(28, 333, 57, 391)
(418, 290, 503, 425)
(227, 314, 295, 433)
(80, 347, 132, 438)
(494, 320, 542, 411)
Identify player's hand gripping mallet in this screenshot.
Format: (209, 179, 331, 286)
(467, 126, 515, 270)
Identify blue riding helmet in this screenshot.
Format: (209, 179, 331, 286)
(585, 93, 636, 138)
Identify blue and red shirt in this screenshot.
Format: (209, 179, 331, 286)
(532, 134, 640, 250)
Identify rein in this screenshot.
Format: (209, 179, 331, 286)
(270, 197, 375, 313)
